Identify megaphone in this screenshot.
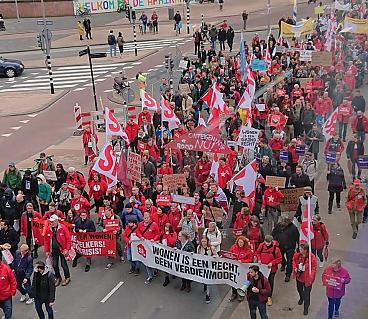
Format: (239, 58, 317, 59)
(236, 280, 251, 297)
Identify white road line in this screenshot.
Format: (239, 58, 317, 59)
(55, 64, 125, 71)
(104, 89, 113, 93)
(83, 83, 93, 87)
(10, 126, 21, 130)
(147, 68, 157, 72)
(27, 114, 38, 118)
(155, 64, 163, 67)
(19, 120, 30, 124)
(104, 74, 112, 77)
(23, 78, 89, 84)
(100, 281, 124, 303)
(1, 133, 12, 137)
(50, 69, 110, 75)
(123, 65, 134, 69)
(35, 71, 108, 79)
(131, 62, 142, 65)
(169, 45, 176, 48)
(30, 72, 39, 75)
(11, 80, 85, 87)
(95, 78, 106, 82)
(73, 88, 85, 91)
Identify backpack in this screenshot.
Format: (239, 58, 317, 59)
(259, 243, 277, 258)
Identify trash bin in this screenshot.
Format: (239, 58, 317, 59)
(168, 8, 174, 20)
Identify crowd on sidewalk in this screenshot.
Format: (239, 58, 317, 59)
(2, 4, 368, 319)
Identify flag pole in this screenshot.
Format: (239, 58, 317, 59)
(99, 97, 108, 144)
(307, 196, 312, 274)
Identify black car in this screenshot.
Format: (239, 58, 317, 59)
(0, 58, 24, 78)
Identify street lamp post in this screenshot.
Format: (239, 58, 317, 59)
(267, 0, 271, 33)
(87, 46, 98, 112)
(41, 0, 54, 94)
(14, 0, 20, 22)
(186, 3, 190, 34)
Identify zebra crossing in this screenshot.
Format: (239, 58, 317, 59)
(0, 61, 142, 93)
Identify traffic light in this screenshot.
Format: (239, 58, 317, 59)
(170, 59, 174, 71)
(126, 8, 130, 19)
(131, 10, 136, 21)
(37, 33, 44, 51)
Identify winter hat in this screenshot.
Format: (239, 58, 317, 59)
(125, 203, 133, 209)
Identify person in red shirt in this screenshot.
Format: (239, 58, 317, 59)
(161, 223, 178, 287)
(43, 214, 72, 287)
(137, 212, 161, 283)
(168, 202, 182, 233)
(145, 138, 160, 161)
(173, 123, 187, 139)
(255, 235, 282, 306)
(229, 236, 255, 301)
(292, 243, 317, 316)
(123, 217, 140, 275)
(269, 133, 285, 160)
(233, 207, 251, 237)
(0, 259, 17, 317)
(337, 99, 353, 142)
(261, 186, 284, 235)
(125, 118, 139, 149)
(151, 206, 168, 234)
(195, 154, 211, 185)
(322, 92, 333, 118)
(268, 107, 287, 130)
(70, 189, 90, 215)
(346, 179, 366, 239)
(157, 162, 173, 177)
(82, 125, 98, 165)
(343, 71, 356, 92)
(66, 167, 86, 195)
(88, 173, 107, 212)
(217, 157, 233, 190)
(311, 215, 329, 268)
(137, 107, 152, 127)
(243, 215, 265, 251)
(351, 110, 368, 142)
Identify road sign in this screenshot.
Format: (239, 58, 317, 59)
(37, 20, 53, 26)
(90, 53, 107, 58)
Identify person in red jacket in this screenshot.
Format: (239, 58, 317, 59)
(243, 216, 265, 251)
(195, 154, 211, 185)
(229, 236, 255, 302)
(41, 203, 64, 221)
(21, 202, 42, 258)
(82, 125, 98, 165)
(146, 138, 160, 161)
(0, 259, 17, 318)
(66, 167, 86, 195)
(346, 179, 366, 239)
(123, 216, 140, 275)
(351, 110, 368, 143)
(293, 243, 318, 316)
(137, 107, 152, 127)
(161, 223, 178, 287)
(311, 215, 329, 268)
(43, 214, 72, 287)
(157, 162, 173, 177)
(217, 157, 233, 190)
(125, 118, 139, 149)
(233, 207, 251, 237)
(287, 139, 299, 172)
(88, 173, 108, 212)
(261, 186, 284, 235)
(152, 206, 168, 234)
(168, 203, 182, 233)
(322, 91, 333, 118)
(137, 212, 161, 284)
(70, 189, 90, 215)
(255, 235, 282, 306)
(337, 99, 353, 142)
(269, 133, 285, 160)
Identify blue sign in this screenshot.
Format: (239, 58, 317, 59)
(296, 144, 306, 156)
(326, 152, 337, 164)
(255, 153, 261, 163)
(280, 150, 289, 162)
(251, 59, 268, 72)
(358, 156, 368, 169)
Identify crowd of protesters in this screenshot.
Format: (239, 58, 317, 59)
(2, 4, 368, 319)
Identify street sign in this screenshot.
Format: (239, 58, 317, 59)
(90, 53, 107, 58)
(37, 20, 53, 25)
(79, 49, 88, 56)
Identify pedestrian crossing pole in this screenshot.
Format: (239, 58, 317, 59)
(201, 13, 204, 27)
(186, 3, 190, 34)
(46, 53, 54, 94)
(133, 14, 138, 56)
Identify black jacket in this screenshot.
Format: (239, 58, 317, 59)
(0, 226, 20, 252)
(327, 167, 346, 192)
(0, 189, 16, 225)
(352, 95, 366, 112)
(32, 268, 56, 303)
(74, 217, 96, 232)
(290, 173, 310, 188)
(218, 29, 227, 42)
(346, 140, 364, 160)
(21, 176, 39, 199)
(272, 222, 299, 251)
(175, 240, 195, 252)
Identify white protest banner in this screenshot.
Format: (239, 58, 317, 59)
(43, 170, 57, 181)
(256, 103, 265, 111)
(299, 50, 313, 62)
(131, 240, 270, 288)
(171, 194, 195, 205)
(237, 126, 259, 150)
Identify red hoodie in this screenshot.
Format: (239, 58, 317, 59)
(161, 232, 177, 247)
(262, 188, 284, 209)
(293, 252, 317, 287)
(20, 211, 42, 238)
(168, 209, 182, 233)
(0, 262, 17, 301)
(233, 213, 251, 233)
(44, 223, 72, 254)
(88, 179, 108, 200)
(229, 243, 254, 263)
(218, 164, 233, 189)
(136, 221, 160, 241)
(125, 122, 139, 143)
(255, 242, 282, 273)
(71, 196, 91, 214)
(311, 222, 329, 250)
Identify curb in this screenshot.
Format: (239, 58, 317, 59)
(0, 89, 70, 117)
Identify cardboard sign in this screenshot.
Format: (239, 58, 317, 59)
(171, 194, 195, 205)
(358, 155, 368, 169)
(314, 5, 325, 14)
(179, 59, 188, 69)
(322, 274, 343, 290)
(280, 187, 304, 211)
(219, 250, 238, 260)
(179, 83, 191, 94)
(296, 144, 306, 156)
(127, 151, 142, 182)
(256, 103, 266, 111)
(43, 170, 57, 181)
(299, 50, 313, 62)
(137, 140, 146, 152)
(237, 126, 259, 150)
(251, 59, 268, 72)
(311, 51, 332, 66)
(162, 174, 187, 191)
(298, 78, 313, 89)
(103, 219, 120, 232)
(203, 206, 224, 221)
(280, 150, 289, 162)
(265, 176, 286, 188)
(156, 195, 172, 206)
(326, 152, 337, 164)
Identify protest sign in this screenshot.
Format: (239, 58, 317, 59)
(179, 59, 188, 69)
(137, 140, 146, 152)
(219, 250, 238, 260)
(2, 250, 14, 265)
(265, 176, 286, 188)
(130, 0, 185, 10)
(179, 83, 191, 94)
(256, 103, 266, 111)
(281, 18, 314, 37)
(43, 171, 57, 181)
(251, 59, 268, 72)
(127, 151, 141, 182)
(311, 51, 332, 66)
(103, 219, 120, 232)
(71, 232, 116, 257)
(299, 50, 313, 62)
(298, 77, 313, 89)
(344, 17, 368, 34)
(203, 206, 224, 221)
(131, 240, 270, 288)
(296, 144, 306, 156)
(73, 0, 120, 15)
(171, 194, 195, 205)
(237, 126, 259, 150)
(358, 156, 368, 169)
(322, 274, 343, 290)
(162, 174, 187, 191)
(280, 150, 289, 162)
(326, 152, 337, 164)
(156, 195, 172, 206)
(280, 187, 304, 211)
(31, 219, 46, 245)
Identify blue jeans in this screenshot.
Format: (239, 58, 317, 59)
(328, 297, 341, 319)
(357, 130, 366, 143)
(211, 40, 216, 49)
(0, 298, 12, 319)
(109, 44, 116, 57)
(248, 299, 268, 319)
(126, 247, 140, 271)
(16, 274, 34, 298)
(35, 300, 54, 319)
(146, 266, 155, 279)
(52, 250, 70, 279)
(338, 122, 348, 140)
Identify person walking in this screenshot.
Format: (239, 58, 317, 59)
(151, 11, 158, 33)
(193, 29, 202, 56)
(43, 214, 72, 286)
(77, 21, 84, 40)
(242, 10, 248, 30)
(218, 26, 226, 51)
(107, 30, 117, 57)
(327, 163, 346, 214)
(139, 12, 148, 34)
(21, 202, 42, 258)
(209, 25, 218, 50)
(219, 0, 224, 11)
(117, 32, 124, 57)
(175, 231, 195, 292)
(351, 110, 368, 143)
(293, 243, 317, 316)
(12, 244, 34, 305)
(226, 26, 235, 52)
(301, 152, 318, 193)
(311, 215, 329, 268)
(83, 17, 92, 39)
(346, 179, 366, 239)
(346, 134, 364, 180)
(32, 260, 56, 319)
(322, 259, 351, 319)
(306, 124, 324, 160)
(174, 11, 182, 35)
(0, 258, 16, 319)
(261, 186, 284, 235)
(246, 265, 271, 319)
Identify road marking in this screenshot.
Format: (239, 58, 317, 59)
(56, 63, 127, 71)
(27, 114, 38, 118)
(1, 133, 12, 137)
(30, 72, 39, 75)
(22, 79, 89, 84)
(19, 120, 30, 124)
(83, 83, 93, 87)
(104, 74, 112, 78)
(35, 71, 108, 79)
(104, 89, 113, 93)
(100, 281, 124, 303)
(169, 45, 176, 48)
(155, 64, 163, 67)
(147, 68, 157, 72)
(73, 88, 85, 91)
(10, 126, 21, 130)
(131, 62, 142, 65)
(96, 78, 106, 82)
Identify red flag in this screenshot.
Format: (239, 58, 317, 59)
(117, 152, 133, 199)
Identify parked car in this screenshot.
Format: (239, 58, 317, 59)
(0, 58, 24, 77)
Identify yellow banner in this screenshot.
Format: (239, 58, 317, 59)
(314, 5, 325, 15)
(344, 17, 368, 34)
(281, 18, 314, 38)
